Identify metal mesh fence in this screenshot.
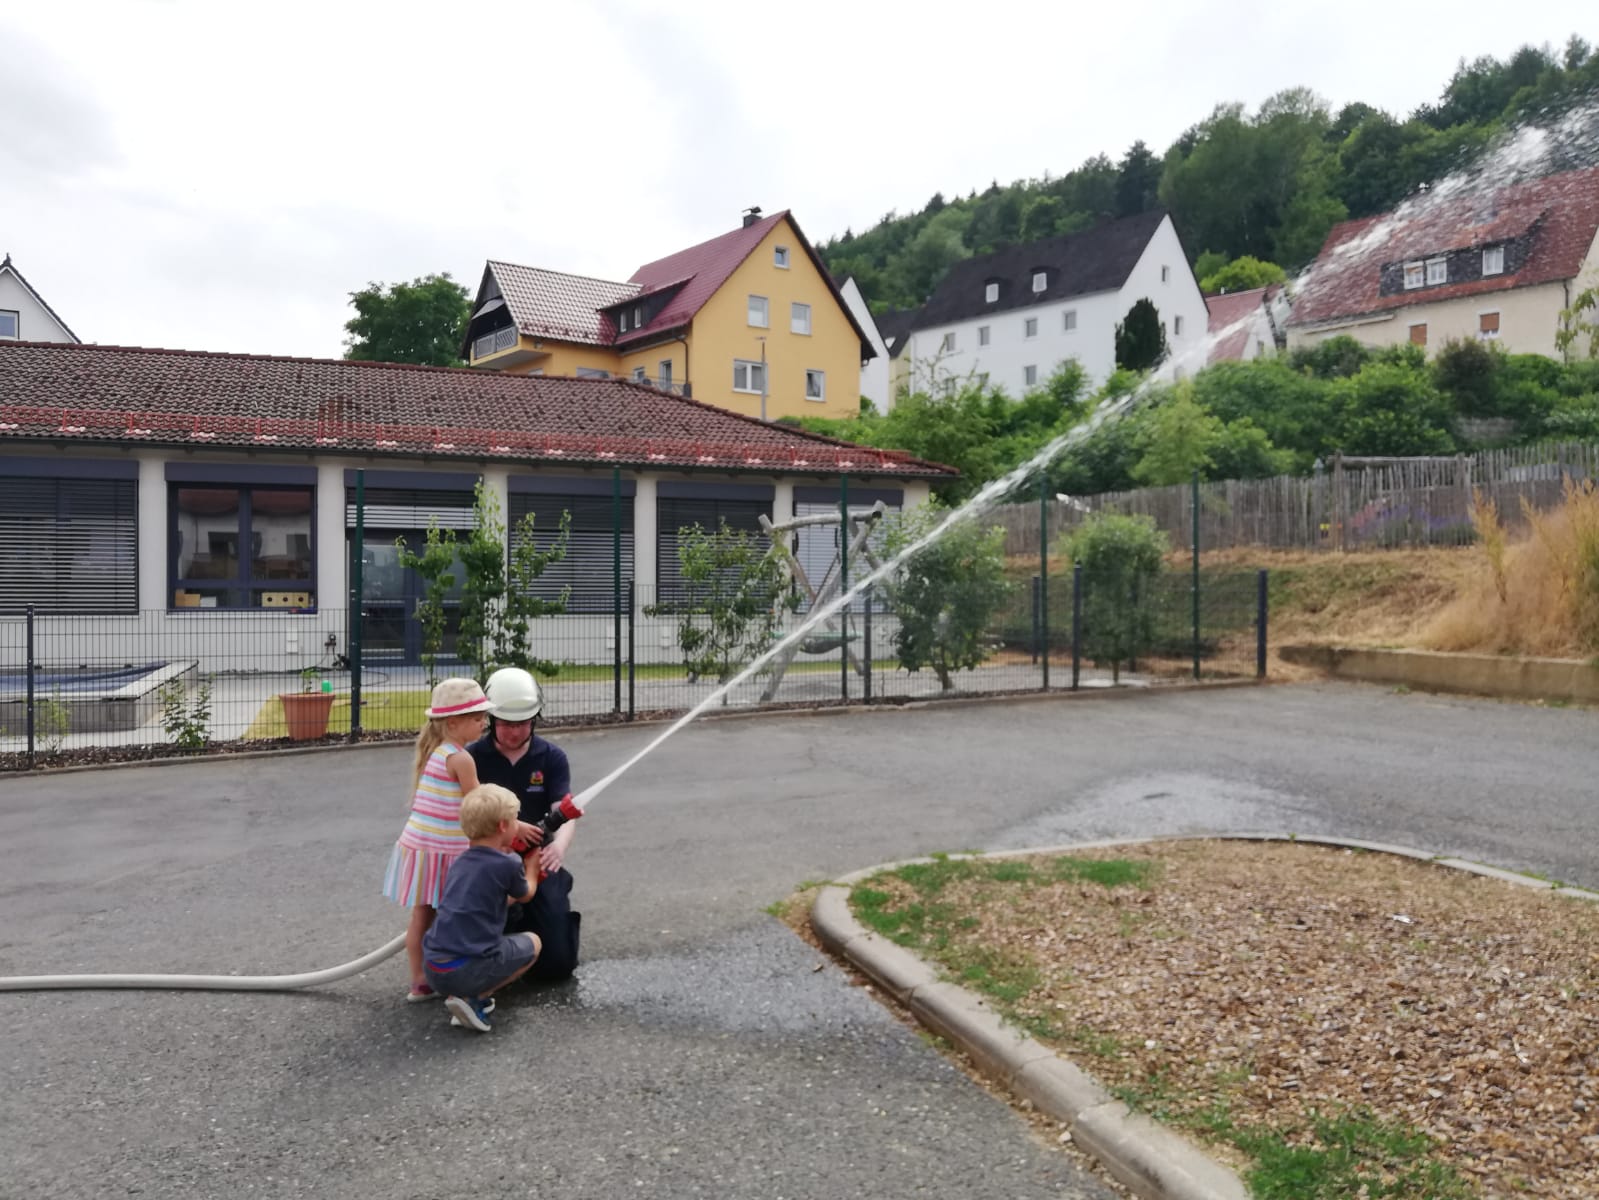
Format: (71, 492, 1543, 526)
(1, 555, 1268, 768)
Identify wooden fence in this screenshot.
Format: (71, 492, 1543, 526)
(994, 442, 1599, 555)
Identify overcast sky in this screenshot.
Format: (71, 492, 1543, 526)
(1, 0, 1590, 359)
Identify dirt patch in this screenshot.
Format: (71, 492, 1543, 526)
(837, 841, 1599, 1198)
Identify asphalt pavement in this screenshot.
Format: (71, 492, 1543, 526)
(2, 681, 1596, 1199)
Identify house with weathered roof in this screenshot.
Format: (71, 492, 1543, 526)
(899, 212, 1208, 394)
(1205, 284, 1287, 364)
(0, 340, 950, 678)
(1287, 165, 1599, 357)
(0, 255, 79, 344)
(462, 209, 875, 422)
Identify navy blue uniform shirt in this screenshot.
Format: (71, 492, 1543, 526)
(468, 732, 572, 824)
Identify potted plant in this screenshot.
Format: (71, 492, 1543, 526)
(279, 667, 336, 741)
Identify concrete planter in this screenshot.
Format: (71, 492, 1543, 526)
(279, 692, 336, 741)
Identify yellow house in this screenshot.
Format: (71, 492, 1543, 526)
(462, 209, 874, 421)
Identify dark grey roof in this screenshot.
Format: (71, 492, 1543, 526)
(873, 307, 921, 359)
(914, 211, 1168, 329)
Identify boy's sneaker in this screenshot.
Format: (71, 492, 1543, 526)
(405, 984, 438, 1003)
(445, 995, 492, 1033)
(448, 997, 494, 1027)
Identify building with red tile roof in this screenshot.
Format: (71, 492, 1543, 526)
(1204, 284, 1285, 364)
(464, 209, 876, 422)
(1287, 165, 1599, 357)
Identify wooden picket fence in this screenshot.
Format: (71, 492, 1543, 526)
(995, 442, 1599, 554)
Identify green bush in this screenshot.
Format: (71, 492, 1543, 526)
(1062, 514, 1169, 682)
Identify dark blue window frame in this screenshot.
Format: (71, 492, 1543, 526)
(167, 482, 318, 612)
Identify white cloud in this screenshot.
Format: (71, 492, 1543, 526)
(1, 0, 1590, 357)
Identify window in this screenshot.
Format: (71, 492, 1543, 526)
(0, 310, 17, 339)
(171, 485, 314, 609)
(632, 305, 643, 328)
(1174, 315, 1184, 336)
(1426, 257, 1448, 286)
(1479, 311, 1501, 340)
(1032, 271, 1047, 293)
(774, 246, 790, 269)
(632, 366, 647, 382)
(511, 485, 634, 614)
(1023, 365, 1038, 387)
(1062, 309, 1077, 332)
(656, 492, 772, 603)
(790, 302, 811, 335)
(619, 310, 630, 332)
(1023, 317, 1038, 339)
(732, 358, 766, 393)
(0, 471, 137, 613)
(940, 331, 956, 352)
(1409, 323, 1428, 347)
(1161, 266, 1171, 283)
(984, 282, 999, 303)
(659, 359, 674, 389)
(805, 369, 825, 402)
(575, 367, 611, 379)
(1403, 262, 1424, 289)
(977, 325, 991, 347)
(747, 294, 769, 327)
(1483, 246, 1505, 276)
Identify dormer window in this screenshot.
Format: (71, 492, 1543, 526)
(1032, 271, 1047, 293)
(774, 246, 790, 269)
(633, 305, 643, 327)
(1483, 245, 1504, 276)
(1426, 257, 1447, 286)
(619, 310, 630, 332)
(984, 281, 999, 303)
(1403, 261, 1424, 290)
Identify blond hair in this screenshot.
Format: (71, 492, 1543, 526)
(411, 717, 447, 795)
(459, 783, 520, 840)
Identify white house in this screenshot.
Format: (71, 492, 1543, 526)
(900, 212, 1208, 394)
(0, 255, 79, 344)
(838, 276, 892, 412)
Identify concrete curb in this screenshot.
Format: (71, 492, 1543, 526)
(812, 834, 1599, 1200)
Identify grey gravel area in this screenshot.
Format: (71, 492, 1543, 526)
(2, 681, 1596, 1198)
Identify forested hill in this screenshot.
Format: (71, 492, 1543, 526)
(820, 38, 1599, 313)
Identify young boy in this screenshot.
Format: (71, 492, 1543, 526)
(422, 783, 543, 1032)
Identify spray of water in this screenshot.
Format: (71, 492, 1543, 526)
(574, 96, 1599, 812)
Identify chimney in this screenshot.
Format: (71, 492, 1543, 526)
(742, 206, 763, 228)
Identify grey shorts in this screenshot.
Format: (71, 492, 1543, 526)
(423, 934, 538, 998)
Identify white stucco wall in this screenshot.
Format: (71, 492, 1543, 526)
(901, 216, 1209, 394)
(0, 268, 77, 343)
(840, 277, 892, 412)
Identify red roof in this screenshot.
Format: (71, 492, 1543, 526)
(1205, 285, 1279, 363)
(0, 341, 954, 478)
(617, 211, 791, 346)
(1290, 165, 1599, 328)
(486, 262, 640, 345)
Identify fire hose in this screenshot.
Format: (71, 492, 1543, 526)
(0, 796, 584, 994)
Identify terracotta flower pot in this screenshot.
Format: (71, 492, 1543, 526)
(279, 691, 336, 741)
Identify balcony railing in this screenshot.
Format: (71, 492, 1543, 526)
(472, 327, 520, 361)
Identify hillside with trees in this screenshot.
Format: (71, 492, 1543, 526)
(821, 38, 1599, 313)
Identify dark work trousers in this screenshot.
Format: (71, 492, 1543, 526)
(505, 867, 580, 981)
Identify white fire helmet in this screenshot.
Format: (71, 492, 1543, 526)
(484, 667, 544, 722)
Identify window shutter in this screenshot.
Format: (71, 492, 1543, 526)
(0, 477, 138, 613)
(345, 487, 477, 529)
(656, 497, 769, 604)
(509, 493, 633, 614)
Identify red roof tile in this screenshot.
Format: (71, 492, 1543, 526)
(486, 262, 640, 345)
(0, 341, 954, 479)
(616, 211, 791, 345)
(1205, 285, 1279, 363)
(1290, 166, 1599, 328)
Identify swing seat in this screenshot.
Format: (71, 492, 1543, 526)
(799, 633, 860, 655)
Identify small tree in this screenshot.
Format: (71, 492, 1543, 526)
(1063, 514, 1168, 683)
(396, 521, 460, 688)
(497, 507, 572, 676)
(1115, 298, 1168, 372)
(882, 502, 1012, 691)
(661, 520, 788, 685)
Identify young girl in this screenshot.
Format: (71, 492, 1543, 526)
(382, 677, 492, 1001)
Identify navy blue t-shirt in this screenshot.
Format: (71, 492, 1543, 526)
(468, 733, 572, 824)
(423, 846, 532, 960)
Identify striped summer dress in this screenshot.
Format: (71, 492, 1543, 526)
(381, 741, 471, 907)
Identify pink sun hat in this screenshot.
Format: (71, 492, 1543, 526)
(425, 678, 493, 719)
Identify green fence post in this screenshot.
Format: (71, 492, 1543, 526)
(349, 470, 364, 740)
(1257, 569, 1269, 679)
(627, 578, 636, 720)
(1039, 473, 1050, 691)
(1191, 468, 1201, 681)
(613, 466, 622, 715)
(1071, 563, 1082, 690)
(839, 473, 849, 702)
(863, 583, 873, 703)
(25, 604, 35, 769)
